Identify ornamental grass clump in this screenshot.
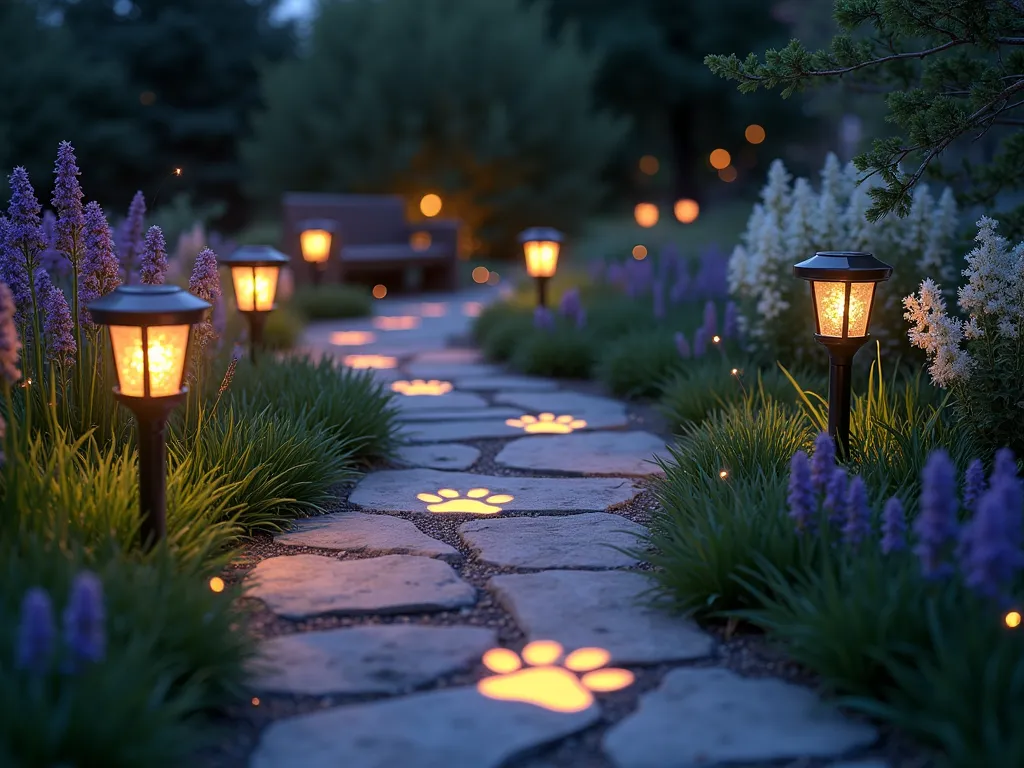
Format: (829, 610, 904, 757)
(904, 216, 1024, 458)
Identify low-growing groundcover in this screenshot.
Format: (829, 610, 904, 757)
(0, 145, 399, 763)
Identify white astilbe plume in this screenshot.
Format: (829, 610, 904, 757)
(957, 217, 1022, 339)
(762, 160, 792, 219)
(899, 185, 934, 255)
(904, 278, 972, 386)
(819, 153, 851, 208)
(785, 178, 817, 257)
(815, 188, 844, 249)
(920, 188, 958, 281)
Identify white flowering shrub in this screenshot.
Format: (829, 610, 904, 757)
(904, 217, 1024, 457)
(729, 153, 959, 365)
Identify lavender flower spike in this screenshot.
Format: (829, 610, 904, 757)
(533, 306, 554, 331)
(723, 300, 739, 339)
(40, 270, 76, 367)
(960, 480, 1024, 599)
(702, 300, 717, 337)
(914, 449, 960, 579)
(810, 431, 836, 491)
(4, 168, 47, 297)
(992, 448, 1019, 485)
(63, 571, 106, 667)
(962, 458, 987, 513)
(79, 202, 122, 328)
(16, 587, 55, 675)
(52, 141, 86, 266)
(139, 225, 168, 285)
(558, 288, 581, 319)
(674, 331, 690, 359)
(189, 247, 222, 350)
(842, 476, 872, 546)
(122, 191, 147, 279)
(652, 280, 665, 319)
(693, 327, 707, 358)
(574, 306, 587, 330)
(823, 466, 848, 529)
(0, 281, 22, 385)
(787, 450, 817, 533)
(880, 497, 907, 554)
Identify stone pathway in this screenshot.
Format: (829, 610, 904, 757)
(240, 290, 890, 768)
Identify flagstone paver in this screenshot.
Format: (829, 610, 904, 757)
(394, 443, 482, 471)
(459, 513, 646, 569)
(489, 570, 714, 665)
(248, 554, 476, 620)
(412, 348, 484, 364)
(495, 431, 668, 476)
(494, 390, 631, 430)
(250, 686, 599, 768)
(400, 419, 524, 443)
(275, 511, 461, 561)
(252, 625, 496, 696)
(398, 407, 521, 423)
(603, 667, 878, 767)
(349, 469, 640, 513)
(405, 362, 502, 379)
(453, 375, 560, 392)
(393, 391, 490, 411)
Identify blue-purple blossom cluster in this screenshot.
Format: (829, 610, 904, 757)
(596, 243, 729, 306)
(786, 440, 1024, 602)
(557, 287, 586, 329)
(139, 226, 168, 286)
(15, 571, 106, 677)
(533, 306, 554, 331)
(189, 247, 222, 350)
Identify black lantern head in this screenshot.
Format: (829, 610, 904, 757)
(793, 252, 893, 343)
(220, 245, 289, 313)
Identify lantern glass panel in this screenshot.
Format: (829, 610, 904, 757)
(232, 266, 279, 312)
(300, 229, 332, 263)
(812, 280, 875, 338)
(109, 324, 190, 398)
(524, 241, 559, 278)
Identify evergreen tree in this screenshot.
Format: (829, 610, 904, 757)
(707, 0, 1024, 238)
(244, 0, 627, 259)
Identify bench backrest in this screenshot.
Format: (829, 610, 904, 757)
(281, 193, 409, 260)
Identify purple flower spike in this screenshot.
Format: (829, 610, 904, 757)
(3, 168, 47, 305)
(723, 300, 739, 339)
(823, 466, 848, 528)
(962, 459, 987, 513)
(960, 477, 1024, 599)
(914, 449, 960, 579)
(63, 571, 106, 668)
(558, 288, 581, 319)
(122, 191, 147, 280)
(669, 275, 688, 304)
(52, 141, 85, 267)
(810, 432, 836, 491)
(992, 448, 1019, 485)
(139, 225, 168, 286)
(80, 202, 121, 327)
(40, 270, 76, 367)
(533, 306, 554, 331)
(574, 306, 587, 330)
(843, 476, 871, 546)
(880, 497, 907, 554)
(702, 300, 717, 337)
(787, 450, 817, 533)
(674, 331, 690, 359)
(652, 280, 665, 319)
(693, 327, 707, 358)
(189, 247, 221, 350)
(0, 281, 22, 385)
(16, 587, 55, 675)
(39, 210, 69, 277)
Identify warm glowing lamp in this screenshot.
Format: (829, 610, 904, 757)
(87, 285, 210, 549)
(298, 219, 335, 285)
(518, 227, 563, 308)
(794, 251, 892, 457)
(220, 245, 289, 364)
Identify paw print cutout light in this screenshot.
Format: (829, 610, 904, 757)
(373, 315, 420, 331)
(343, 354, 398, 369)
(477, 641, 634, 713)
(416, 488, 514, 515)
(505, 413, 587, 434)
(391, 379, 453, 396)
(330, 331, 375, 346)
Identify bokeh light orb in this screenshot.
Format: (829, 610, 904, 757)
(372, 284, 387, 299)
(632, 245, 648, 260)
(487, 271, 500, 286)
(745, 124, 766, 144)
(420, 193, 442, 217)
(674, 198, 700, 224)
(634, 203, 659, 228)
(709, 149, 732, 170)
(718, 165, 738, 183)
(472, 266, 490, 284)
(639, 155, 659, 175)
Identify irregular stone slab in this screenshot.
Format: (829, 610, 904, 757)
(252, 625, 496, 696)
(250, 686, 598, 768)
(395, 443, 481, 471)
(247, 554, 476, 619)
(496, 431, 668, 476)
(406, 362, 502, 379)
(454, 375, 560, 392)
(459, 513, 646, 569)
(349, 469, 640, 514)
(411, 347, 483, 364)
(398, 407, 521, 423)
(394, 391, 489, 411)
(604, 668, 878, 768)
(489, 571, 714, 665)
(400, 419, 523, 443)
(274, 512, 460, 562)
(495, 391, 630, 430)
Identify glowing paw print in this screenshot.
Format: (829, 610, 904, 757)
(391, 379, 453, 396)
(505, 413, 588, 434)
(477, 641, 634, 713)
(416, 488, 514, 515)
